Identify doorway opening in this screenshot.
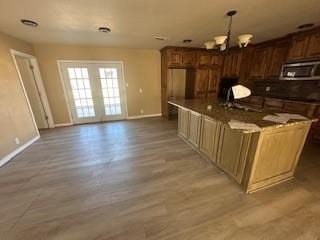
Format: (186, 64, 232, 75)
(11, 50, 54, 130)
(58, 61, 128, 124)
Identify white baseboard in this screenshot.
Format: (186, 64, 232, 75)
(54, 123, 73, 127)
(0, 135, 40, 168)
(127, 113, 162, 120)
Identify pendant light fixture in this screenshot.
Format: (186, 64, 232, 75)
(204, 10, 253, 52)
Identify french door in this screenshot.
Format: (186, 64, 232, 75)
(60, 62, 127, 124)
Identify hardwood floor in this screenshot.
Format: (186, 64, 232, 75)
(1, 117, 320, 240)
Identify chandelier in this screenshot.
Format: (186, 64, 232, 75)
(204, 10, 253, 52)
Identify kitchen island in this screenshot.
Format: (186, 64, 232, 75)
(169, 98, 316, 193)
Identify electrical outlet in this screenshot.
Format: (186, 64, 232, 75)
(139, 88, 143, 93)
(15, 137, 20, 145)
(140, 109, 144, 114)
(266, 86, 271, 92)
(126, 83, 129, 87)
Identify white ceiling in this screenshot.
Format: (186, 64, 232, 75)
(0, 0, 320, 49)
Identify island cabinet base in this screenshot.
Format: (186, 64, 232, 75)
(177, 107, 312, 193)
(242, 123, 311, 193)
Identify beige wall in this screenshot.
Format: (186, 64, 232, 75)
(33, 44, 161, 124)
(0, 32, 38, 159)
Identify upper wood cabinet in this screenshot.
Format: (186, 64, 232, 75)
(265, 41, 289, 78)
(166, 48, 196, 68)
(222, 51, 242, 78)
(249, 46, 270, 79)
(207, 69, 220, 98)
(287, 35, 310, 60)
(306, 32, 320, 58)
(194, 69, 209, 98)
(194, 69, 220, 99)
(167, 49, 182, 67)
(182, 50, 196, 67)
(198, 52, 222, 68)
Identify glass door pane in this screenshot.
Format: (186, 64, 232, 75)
(99, 68, 122, 116)
(67, 68, 96, 118)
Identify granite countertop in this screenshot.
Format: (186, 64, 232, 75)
(168, 98, 317, 133)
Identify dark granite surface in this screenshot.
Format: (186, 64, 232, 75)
(168, 98, 316, 133)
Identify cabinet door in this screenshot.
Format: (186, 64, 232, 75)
(198, 52, 221, 68)
(217, 126, 251, 183)
(199, 116, 220, 162)
(287, 35, 309, 60)
(207, 69, 220, 98)
(222, 54, 232, 77)
(249, 47, 270, 79)
(182, 51, 196, 68)
(188, 111, 201, 147)
(306, 32, 320, 58)
(198, 52, 211, 67)
(167, 49, 182, 67)
(231, 52, 242, 77)
(194, 69, 209, 98)
(178, 108, 189, 138)
(265, 41, 289, 78)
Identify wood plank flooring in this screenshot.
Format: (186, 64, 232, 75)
(0, 117, 320, 240)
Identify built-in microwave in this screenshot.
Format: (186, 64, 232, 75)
(280, 61, 320, 80)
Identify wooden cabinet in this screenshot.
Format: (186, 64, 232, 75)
(182, 50, 196, 68)
(167, 49, 182, 67)
(248, 96, 264, 108)
(222, 51, 242, 78)
(167, 49, 196, 68)
(207, 69, 220, 98)
(194, 69, 209, 98)
(265, 41, 289, 78)
(263, 98, 284, 111)
(174, 102, 313, 192)
(217, 126, 251, 183)
(249, 47, 270, 79)
(306, 32, 320, 58)
(194, 69, 220, 99)
(178, 108, 189, 138)
(199, 116, 220, 162)
(247, 124, 310, 192)
(287, 35, 309, 60)
(198, 52, 221, 68)
(188, 111, 201, 147)
(311, 106, 320, 142)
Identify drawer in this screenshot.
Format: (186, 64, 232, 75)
(249, 96, 264, 107)
(264, 98, 284, 110)
(283, 102, 311, 116)
(237, 97, 250, 104)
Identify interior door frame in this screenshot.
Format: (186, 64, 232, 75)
(57, 60, 128, 124)
(11, 49, 55, 129)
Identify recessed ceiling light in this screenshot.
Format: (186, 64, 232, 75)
(99, 27, 111, 33)
(20, 19, 38, 27)
(297, 23, 314, 29)
(183, 39, 192, 43)
(155, 37, 169, 41)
